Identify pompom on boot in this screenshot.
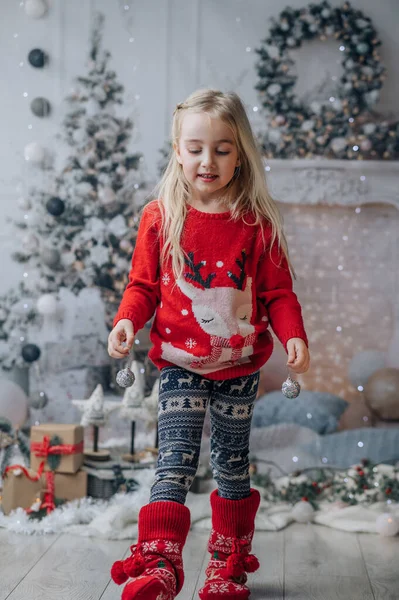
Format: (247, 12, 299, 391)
(199, 489, 260, 600)
(111, 501, 190, 600)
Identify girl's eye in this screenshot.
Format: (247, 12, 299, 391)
(187, 150, 230, 155)
(201, 317, 214, 323)
(240, 316, 248, 321)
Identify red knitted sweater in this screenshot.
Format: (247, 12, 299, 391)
(113, 200, 308, 380)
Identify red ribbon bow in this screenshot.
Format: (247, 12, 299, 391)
(31, 435, 84, 459)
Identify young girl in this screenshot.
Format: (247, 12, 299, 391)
(108, 89, 310, 600)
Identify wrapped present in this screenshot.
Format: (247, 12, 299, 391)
(1, 464, 87, 516)
(30, 424, 84, 474)
(84, 464, 139, 500)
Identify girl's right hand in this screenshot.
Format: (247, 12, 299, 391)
(108, 319, 135, 358)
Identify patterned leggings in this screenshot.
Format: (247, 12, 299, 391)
(149, 366, 260, 504)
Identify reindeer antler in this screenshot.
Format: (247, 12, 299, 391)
(227, 250, 247, 290)
(184, 252, 216, 288)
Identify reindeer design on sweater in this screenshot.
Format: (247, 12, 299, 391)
(161, 251, 257, 373)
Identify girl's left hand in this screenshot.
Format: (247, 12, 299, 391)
(286, 337, 310, 374)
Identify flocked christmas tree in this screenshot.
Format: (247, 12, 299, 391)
(0, 13, 148, 375)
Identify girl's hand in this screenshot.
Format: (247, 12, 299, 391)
(108, 319, 134, 359)
(286, 337, 310, 374)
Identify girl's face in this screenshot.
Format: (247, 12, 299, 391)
(174, 112, 240, 203)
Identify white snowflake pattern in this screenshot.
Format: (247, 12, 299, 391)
(209, 582, 230, 593)
(185, 338, 197, 349)
(162, 273, 171, 286)
(165, 541, 181, 553)
(181, 309, 188, 316)
(215, 532, 233, 546)
(142, 540, 158, 552)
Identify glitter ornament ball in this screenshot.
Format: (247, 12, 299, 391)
(282, 375, 301, 398)
(116, 367, 135, 388)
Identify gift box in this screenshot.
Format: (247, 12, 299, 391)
(1, 466, 87, 515)
(30, 424, 84, 474)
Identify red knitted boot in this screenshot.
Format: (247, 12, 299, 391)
(198, 489, 260, 600)
(111, 501, 190, 600)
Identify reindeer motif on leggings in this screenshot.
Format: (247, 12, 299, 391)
(161, 251, 256, 373)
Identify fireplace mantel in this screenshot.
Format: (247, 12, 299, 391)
(265, 159, 399, 209)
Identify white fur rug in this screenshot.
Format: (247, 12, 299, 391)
(1, 466, 398, 538)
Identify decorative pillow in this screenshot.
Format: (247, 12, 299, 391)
(302, 427, 399, 468)
(252, 391, 348, 434)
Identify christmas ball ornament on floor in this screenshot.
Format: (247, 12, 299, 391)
(375, 513, 399, 537)
(292, 500, 315, 523)
(116, 367, 135, 388)
(282, 375, 301, 398)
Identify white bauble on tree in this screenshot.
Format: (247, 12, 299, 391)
(85, 98, 101, 117)
(0, 380, 29, 428)
(25, 0, 47, 19)
(22, 233, 39, 252)
(98, 186, 116, 205)
(18, 197, 32, 211)
(292, 500, 315, 523)
(36, 293, 58, 316)
(24, 142, 45, 165)
(375, 513, 399, 537)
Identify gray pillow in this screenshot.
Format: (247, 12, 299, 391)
(252, 391, 348, 434)
(302, 427, 399, 468)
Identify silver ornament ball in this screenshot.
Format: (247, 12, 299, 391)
(116, 367, 135, 388)
(30, 390, 49, 409)
(282, 375, 301, 398)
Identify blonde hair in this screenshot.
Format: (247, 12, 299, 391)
(154, 88, 295, 279)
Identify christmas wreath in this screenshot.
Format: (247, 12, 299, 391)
(255, 1, 399, 159)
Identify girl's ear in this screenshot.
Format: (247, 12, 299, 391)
(173, 142, 183, 165)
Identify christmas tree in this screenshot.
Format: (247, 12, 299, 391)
(0, 12, 148, 376)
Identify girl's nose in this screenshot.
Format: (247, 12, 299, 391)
(201, 151, 215, 168)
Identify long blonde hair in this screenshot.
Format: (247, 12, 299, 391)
(154, 88, 295, 279)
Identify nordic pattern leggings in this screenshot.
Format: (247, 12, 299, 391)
(149, 365, 260, 504)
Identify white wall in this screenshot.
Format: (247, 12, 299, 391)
(1, 0, 398, 294)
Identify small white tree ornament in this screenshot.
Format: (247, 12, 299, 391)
(72, 384, 118, 461)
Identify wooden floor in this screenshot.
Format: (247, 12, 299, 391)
(0, 524, 398, 599)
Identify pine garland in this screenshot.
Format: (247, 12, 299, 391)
(250, 457, 399, 510)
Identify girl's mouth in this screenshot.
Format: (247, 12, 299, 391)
(197, 174, 218, 182)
